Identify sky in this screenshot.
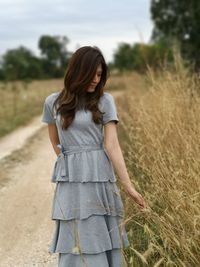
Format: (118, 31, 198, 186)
(0, 0, 154, 62)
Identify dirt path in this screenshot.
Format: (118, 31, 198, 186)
(0, 116, 44, 160)
(0, 126, 58, 267)
(0, 91, 124, 267)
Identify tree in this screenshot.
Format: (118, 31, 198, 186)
(151, 0, 200, 69)
(1, 46, 43, 81)
(113, 42, 172, 72)
(113, 43, 136, 71)
(38, 35, 71, 77)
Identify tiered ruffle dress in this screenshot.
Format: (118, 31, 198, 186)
(41, 91, 130, 267)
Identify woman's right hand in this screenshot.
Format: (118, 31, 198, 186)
(124, 186, 146, 211)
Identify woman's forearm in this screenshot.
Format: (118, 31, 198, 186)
(105, 144, 136, 191)
(50, 142, 61, 156)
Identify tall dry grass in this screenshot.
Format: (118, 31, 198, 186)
(0, 79, 64, 137)
(117, 63, 200, 266)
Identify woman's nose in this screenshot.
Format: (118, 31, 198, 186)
(93, 75, 98, 82)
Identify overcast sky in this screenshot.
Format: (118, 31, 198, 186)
(0, 0, 153, 62)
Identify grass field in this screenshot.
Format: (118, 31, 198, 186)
(116, 66, 200, 266)
(0, 79, 62, 137)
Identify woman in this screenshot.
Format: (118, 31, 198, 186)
(41, 45, 146, 267)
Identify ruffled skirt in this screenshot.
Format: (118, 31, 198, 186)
(48, 144, 130, 267)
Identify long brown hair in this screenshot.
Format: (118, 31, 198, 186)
(53, 46, 109, 130)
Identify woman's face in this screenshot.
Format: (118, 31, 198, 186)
(87, 64, 103, 92)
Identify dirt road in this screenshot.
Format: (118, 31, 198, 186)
(0, 126, 58, 267)
(0, 91, 124, 267)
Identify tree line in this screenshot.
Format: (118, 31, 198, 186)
(113, 0, 200, 73)
(0, 34, 173, 81)
(0, 35, 72, 81)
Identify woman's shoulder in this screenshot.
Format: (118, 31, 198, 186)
(44, 91, 60, 106)
(98, 91, 119, 124)
(98, 91, 115, 108)
(99, 91, 114, 103)
(102, 91, 113, 99)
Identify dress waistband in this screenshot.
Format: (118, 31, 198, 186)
(57, 143, 104, 155)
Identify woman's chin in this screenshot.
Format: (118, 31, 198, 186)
(87, 87, 96, 93)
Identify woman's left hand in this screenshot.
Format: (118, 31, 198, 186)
(125, 186, 147, 211)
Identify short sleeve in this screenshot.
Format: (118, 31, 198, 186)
(102, 93, 119, 125)
(41, 96, 56, 124)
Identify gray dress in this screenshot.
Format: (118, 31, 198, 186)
(41, 91, 130, 267)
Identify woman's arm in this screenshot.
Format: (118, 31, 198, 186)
(47, 124, 61, 156)
(104, 121, 146, 210)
